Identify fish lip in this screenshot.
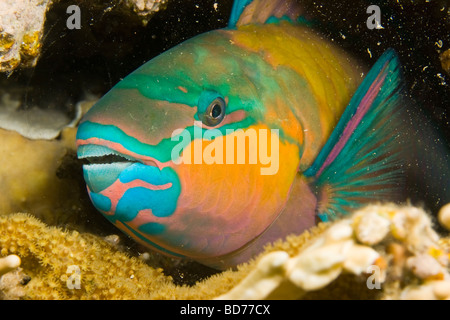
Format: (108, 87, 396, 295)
(77, 144, 159, 168)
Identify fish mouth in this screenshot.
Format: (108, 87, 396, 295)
(77, 144, 160, 193)
(78, 145, 138, 165)
(77, 144, 158, 168)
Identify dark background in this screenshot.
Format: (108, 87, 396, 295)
(1, 0, 449, 283)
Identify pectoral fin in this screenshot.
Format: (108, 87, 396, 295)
(304, 49, 407, 221)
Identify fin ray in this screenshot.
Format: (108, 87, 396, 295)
(305, 49, 407, 221)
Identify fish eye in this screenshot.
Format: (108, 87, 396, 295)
(202, 97, 226, 126)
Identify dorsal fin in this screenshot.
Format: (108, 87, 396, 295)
(228, 0, 305, 28)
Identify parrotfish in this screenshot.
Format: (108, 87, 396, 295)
(76, 0, 413, 269)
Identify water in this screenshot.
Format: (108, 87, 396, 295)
(0, 0, 449, 281)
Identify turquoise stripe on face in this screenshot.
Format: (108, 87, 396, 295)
(138, 222, 165, 235)
(116, 74, 201, 107)
(77, 119, 257, 163)
(115, 165, 181, 220)
(116, 186, 179, 219)
(119, 164, 173, 185)
(77, 121, 182, 163)
(89, 192, 112, 212)
(117, 220, 185, 258)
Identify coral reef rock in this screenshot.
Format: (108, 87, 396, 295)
(438, 203, 450, 231)
(0, 0, 52, 73)
(1, 203, 450, 299)
(0, 0, 169, 73)
(126, 0, 169, 17)
(0, 255, 21, 277)
(217, 203, 450, 300)
(0, 109, 101, 230)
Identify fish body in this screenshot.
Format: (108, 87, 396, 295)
(76, 0, 409, 269)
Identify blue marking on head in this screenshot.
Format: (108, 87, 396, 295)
(116, 186, 179, 220)
(114, 164, 181, 221)
(90, 192, 112, 212)
(138, 222, 166, 235)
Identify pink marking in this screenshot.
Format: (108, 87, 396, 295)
(316, 69, 388, 177)
(127, 209, 156, 229)
(178, 86, 188, 93)
(97, 178, 172, 214)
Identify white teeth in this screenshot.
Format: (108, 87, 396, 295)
(82, 162, 133, 168)
(78, 145, 118, 159)
(78, 144, 136, 162)
(82, 162, 134, 170)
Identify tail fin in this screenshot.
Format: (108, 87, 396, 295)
(304, 49, 407, 221)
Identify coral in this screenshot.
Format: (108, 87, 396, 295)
(0, 268, 29, 300)
(401, 280, 450, 299)
(1, 204, 449, 299)
(440, 49, 450, 76)
(0, 212, 326, 299)
(438, 203, 450, 231)
(0, 0, 52, 73)
(0, 97, 87, 141)
(0, 126, 83, 226)
(0, 0, 170, 74)
(0, 255, 20, 277)
(126, 0, 169, 17)
(216, 203, 450, 300)
(0, 98, 110, 232)
(0, 213, 172, 299)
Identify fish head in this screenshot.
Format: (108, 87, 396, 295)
(76, 29, 302, 261)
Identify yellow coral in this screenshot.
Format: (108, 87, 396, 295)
(1, 205, 449, 300)
(0, 32, 14, 54)
(0, 213, 171, 299)
(20, 31, 42, 59)
(217, 204, 450, 300)
(0, 127, 86, 227)
(0, 212, 327, 299)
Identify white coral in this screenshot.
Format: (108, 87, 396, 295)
(0, 254, 21, 277)
(216, 204, 450, 300)
(126, 0, 168, 16)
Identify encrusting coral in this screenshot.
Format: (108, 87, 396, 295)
(0, 213, 172, 299)
(0, 0, 169, 73)
(0, 212, 325, 299)
(217, 203, 450, 300)
(0, 126, 85, 226)
(0, 100, 107, 231)
(1, 203, 450, 300)
(438, 203, 450, 231)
